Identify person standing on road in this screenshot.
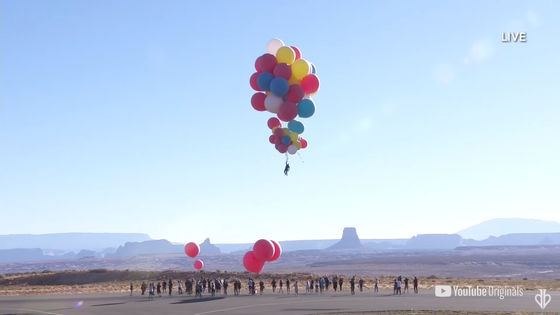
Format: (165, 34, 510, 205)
(333, 276, 338, 292)
(404, 277, 409, 293)
(259, 280, 265, 295)
(294, 280, 299, 296)
(157, 282, 161, 297)
(413, 276, 418, 294)
(271, 278, 277, 293)
(279, 280, 284, 294)
(339, 277, 344, 292)
(374, 278, 379, 293)
(162, 280, 167, 294)
(168, 279, 173, 296)
(130, 282, 133, 296)
(359, 278, 364, 292)
(141, 281, 147, 295)
(349, 276, 355, 295)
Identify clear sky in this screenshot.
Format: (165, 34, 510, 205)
(1, 0, 559, 244)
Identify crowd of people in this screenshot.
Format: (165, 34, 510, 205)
(129, 275, 420, 297)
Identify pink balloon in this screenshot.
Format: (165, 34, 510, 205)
(184, 242, 200, 258)
(285, 84, 305, 103)
(251, 93, 266, 111)
(243, 251, 265, 274)
(259, 54, 277, 73)
(194, 259, 204, 270)
(273, 63, 292, 80)
(277, 144, 288, 153)
(273, 135, 282, 145)
(291, 46, 301, 60)
(250, 72, 261, 91)
(253, 239, 275, 261)
(300, 138, 308, 149)
(269, 240, 282, 262)
(277, 102, 298, 122)
(267, 117, 281, 129)
(254, 56, 263, 72)
(300, 74, 320, 95)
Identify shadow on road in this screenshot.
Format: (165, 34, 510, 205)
(171, 297, 225, 304)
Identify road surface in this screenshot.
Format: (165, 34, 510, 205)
(1, 290, 558, 314)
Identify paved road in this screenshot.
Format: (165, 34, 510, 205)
(1, 290, 558, 314)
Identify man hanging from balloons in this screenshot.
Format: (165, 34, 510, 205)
(250, 39, 319, 175)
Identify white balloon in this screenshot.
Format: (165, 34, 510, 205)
(264, 94, 283, 113)
(266, 39, 284, 55)
(287, 145, 298, 155)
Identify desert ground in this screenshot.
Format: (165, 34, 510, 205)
(0, 270, 559, 314)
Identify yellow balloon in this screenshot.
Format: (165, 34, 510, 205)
(294, 141, 302, 149)
(283, 128, 290, 136)
(292, 59, 310, 79)
(289, 132, 298, 143)
(276, 46, 295, 65)
(288, 75, 300, 85)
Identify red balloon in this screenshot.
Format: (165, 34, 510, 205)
(250, 72, 261, 91)
(259, 54, 277, 73)
(277, 144, 288, 153)
(254, 56, 263, 72)
(291, 46, 301, 60)
(300, 74, 320, 95)
(251, 93, 266, 111)
(285, 84, 304, 103)
(253, 239, 275, 261)
(273, 135, 282, 145)
(269, 240, 282, 262)
(273, 63, 292, 80)
(300, 138, 308, 149)
(273, 128, 284, 138)
(267, 117, 281, 129)
(243, 251, 265, 274)
(184, 242, 200, 258)
(277, 102, 298, 122)
(269, 135, 276, 144)
(194, 259, 204, 270)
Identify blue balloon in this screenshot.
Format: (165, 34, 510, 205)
(311, 64, 316, 74)
(257, 72, 274, 91)
(298, 99, 315, 118)
(281, 135, 291, 145)
(269, 77, 289, 96)
(288, 120, 304, 134)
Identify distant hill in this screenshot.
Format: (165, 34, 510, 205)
(111, 240, 183, 257)
(0, 248, 47, 263)
(0, 233, 151, 251)
(464, 233, 560, 246)
(328, 227, 363, 250)
(406, 234, 463, 249)
(200, 238, 221, 255)
(458, 218, 560, 240)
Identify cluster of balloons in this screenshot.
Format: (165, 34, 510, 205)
(184, 242, 204, 270)
(243, 239, 282, 274)
(250, 39, 319, 155)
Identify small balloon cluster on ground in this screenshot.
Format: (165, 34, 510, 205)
(250, 39, 319, 155)
(184, 242, 204, 270)
(243, 239, 282, 274)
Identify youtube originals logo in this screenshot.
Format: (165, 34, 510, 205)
(435, 285, 452, 297)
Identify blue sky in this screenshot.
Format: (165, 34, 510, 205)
(1, 0, 559, 243)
